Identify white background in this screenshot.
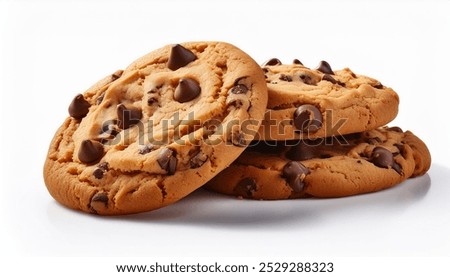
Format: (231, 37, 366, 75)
(1, 0, 450, 274)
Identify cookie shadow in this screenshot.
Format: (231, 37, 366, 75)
(112, 171, 432, 228)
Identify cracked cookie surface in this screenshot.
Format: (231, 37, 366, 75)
(43, 41, 268, 215)
(257, 60, 399, 140)
(205, 127, 431, 199)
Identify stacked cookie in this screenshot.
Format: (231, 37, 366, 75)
(43, 42, 431, 215)
(205, 59, 431, 199)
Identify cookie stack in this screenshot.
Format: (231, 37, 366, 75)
(205, 58, 432, 199)
(43, 41, 431, 215)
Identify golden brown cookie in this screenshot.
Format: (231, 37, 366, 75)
(205, 127, 431, 199)
(44, 42, 268, 215)
(257, 59, 399, 140)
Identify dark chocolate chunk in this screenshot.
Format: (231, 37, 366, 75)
(68, 94, 91, 119)
(91, 192, 108, 205)
(387, 126, 403, 133)
(190, 150, 208, 168)
(279, 74, 293, 82)
(231, 132, 246, 147)
(322, 74, 337, 84)
(373, 83, 384, 89)
(111, 70, 124, 81)
(98, 162, 109, 171)
(262, 58, 282, 66)
(286, 141, 317, 161)
(394, 143, 404, 154)
(157, 148, 177, 175)
(322, 74, 345, 86)
(392, 162, 403, 175)
(293, 59, 303, 65)
(174, 78, 201, 103)
(370, 147, 394, 169)
(282, 161, 310, 192)
(139, 143, 155, 155)
(316, 60, 334, 75)
(117, 104, 142, 129)
(293, 104, 323, 133)
(93, 168, 104, 179)
(233, 178, 257, 198)
(231, 84, 248, 94)
(227, 98, 244, 108)
(231, 77, 249, 94)
(299, 73, 315, 85)
(101, 120, 119, 137)
(371, 147, 392, 168)
(167, 44, 197, 70)
(96, 93, 105, 105)
(78, 139, 104, 164)
(147, 97, 158, 106)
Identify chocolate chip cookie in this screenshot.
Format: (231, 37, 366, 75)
(257, 59, 399, 140)
(205, 127, 431, 199)
(44, 42, 268, 215)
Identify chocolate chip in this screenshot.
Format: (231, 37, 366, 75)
(387, 126, 403, 133)
(322, 74, 345, 86)
(231, 77, 249, 94)
(286, 141, 317, 161)
(157, 148, 177, 175)
(147, 97, 158, 106)
(190, 150, 208, 168)
(117, 104, 142, 129)
(93, 162, 109, 179)
(322, 74, 337, 84)
(373, 83, 384, 89)
(316, 60, 334, 75)
(167, 44, 197, 70)
(93, 168, 104, 179)
(293, 104, 323, 133)
(293, 59, 303, 65)
(394, 143, 404, 154)
(279, 74, 293, 82)
(101, 120, 119, 136)
(231, 132, 246, 147)
(111, 70, 124, 81)
(233, 178, 257, 198)
(68, 94, 91, 119)
(96, 93, 105, 105)
(392, 162, 403, 175)
(227, 98, 244, 108)
(262, 58, 282, 66)
(78, 139, 104, 164)
(299, 73, 315, 85)
(370, 147, 394, 169)
(139, 143, 155, 155)
(174, 78, 201, 103)
(91, 192, 108, 205)
(282, 161, 310, 192)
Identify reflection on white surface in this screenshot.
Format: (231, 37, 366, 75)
(37, 165, 450, 257)
(118, 174, 431, 227)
